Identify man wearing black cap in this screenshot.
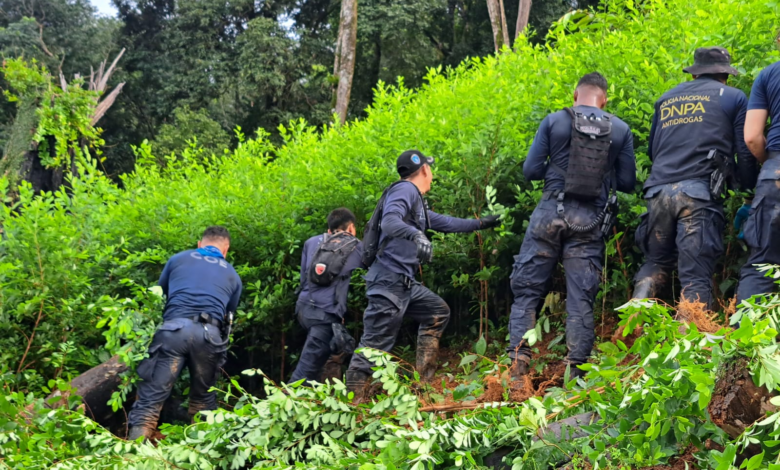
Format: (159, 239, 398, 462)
(633, 47, 758, 308)
(509, 72, 636, 384)
(345, 150, 500, 393)
(737, 32, 780, 303)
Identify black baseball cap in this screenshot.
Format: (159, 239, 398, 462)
(396, 150, 435, 178)
(683, 46, 739, 76)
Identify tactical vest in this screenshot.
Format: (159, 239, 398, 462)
(645, 78, 735, 189)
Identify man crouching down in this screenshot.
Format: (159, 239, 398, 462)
(127, 226, 242, 440)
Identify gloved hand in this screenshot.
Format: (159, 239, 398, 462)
(734, 203, 751, 240)
(479, 214, 501, 229)
(412, 232, 433, 264)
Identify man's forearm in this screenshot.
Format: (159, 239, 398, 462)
(747, 136, 768, 164)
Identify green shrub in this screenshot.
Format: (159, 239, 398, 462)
(1, 0, 779, 395)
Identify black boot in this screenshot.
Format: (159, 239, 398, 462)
(632, 278, 655, 300)
(416, 336, 440, 383)
(345, 369, 370, 402)
(127, 425, 154, 441)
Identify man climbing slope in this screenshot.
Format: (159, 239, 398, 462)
(345, 150, 501, 394)
(508, 72, 636, 383)
(633, 47, 758, 308)
(290, 208, 364, 384)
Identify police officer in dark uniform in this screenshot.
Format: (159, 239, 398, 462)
(737, 32, 780, 303)
(290, 208, 364, 384)
(508, 72, 636, 382)
(127, 226, 242, 440)
(345, 151, 501, 393)
(633, 47, 758, 308)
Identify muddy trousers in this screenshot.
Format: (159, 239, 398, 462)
(737, 179, 780, 303)
(289, 303, 341, 384)
(633, 180, 724, 309)
(127, 318, 226, 429)
(347, 263, 450, 376)
(508, 196, 604, 366)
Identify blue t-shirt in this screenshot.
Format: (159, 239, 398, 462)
(159, 249, 242, 322)
(749, 61, 780, 152)
(376, 181, 482, 278)
(297, 234, 364, 317)
(524, 105, 636, 206)
(748, 61, 780, 180)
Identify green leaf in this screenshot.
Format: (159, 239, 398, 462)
(475, 336, 487, 356)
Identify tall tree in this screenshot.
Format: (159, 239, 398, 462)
(332, 0, 358, 125)
(486, 0, 510, 51)
(515, 0, 532, 40)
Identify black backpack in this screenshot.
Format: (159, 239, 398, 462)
(361, 180, 429, 267)
(308, 231, 360, 287)
(550, 107, 614, 201)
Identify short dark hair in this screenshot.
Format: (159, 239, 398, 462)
(327, 208, 356, 232)
(576, 72, 608, 93)
(202, 225, 230, 242)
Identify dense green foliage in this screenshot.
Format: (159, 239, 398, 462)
(5, 298, 780, 469)
(1, 0, 780, 467)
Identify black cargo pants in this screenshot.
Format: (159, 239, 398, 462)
(508, 194, 604, 366)
(289, 302, 341, 384)
(634, 180, 724, 309)
(127, 317, 227, 429)
(737, 179, 780, 303)
(347, 263, 450, 375)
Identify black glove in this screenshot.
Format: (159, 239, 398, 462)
(479, 214, 501, 229)
(412, 232, 433, 264)
(330, 323, 356, 355)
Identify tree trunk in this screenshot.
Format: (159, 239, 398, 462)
(333, 0, 358, 125)
(498, 0, 510, 49)
(486, 0, 504, 52)
(515, 0, 532, 41)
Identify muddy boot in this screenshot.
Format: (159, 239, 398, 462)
(632, 278, 655, 300)
(510, 356, 530, 390)
(127, 425, 154, 441)
(346, 369, 370, 402)
(320, 352, 347, 384)
(416, 336, 440, 383)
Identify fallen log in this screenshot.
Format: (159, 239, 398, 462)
(46, 355, 128, 424)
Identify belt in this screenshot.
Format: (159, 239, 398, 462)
(189, 314, 222, 329)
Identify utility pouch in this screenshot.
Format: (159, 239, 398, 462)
(706, 150, 736, 199)
(600, 194, 619, 239)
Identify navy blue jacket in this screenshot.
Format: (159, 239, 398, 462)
(646, 77, 758, 191)
(524, 104, 637, 206)
(376, 181, 482, 278)
(159, 249, 243, 322)
(748, 61, 780, 181)
(297, 234, 364, 317)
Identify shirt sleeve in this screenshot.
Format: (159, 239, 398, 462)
(227, 276, 242, 314)
(158, 258, 173, 297)
(428, 211, 482, 233)
(381, 186, 422, 240)
(748, 72, 768, 110)
(647, 107, 659, 161)
(299, 240, 310, 284)
(730, 91, 759, 191)
(615, 126, 637, 193)
(522, 116, 551, 181)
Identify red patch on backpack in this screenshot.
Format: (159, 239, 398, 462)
(315, 263, 327, 275)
